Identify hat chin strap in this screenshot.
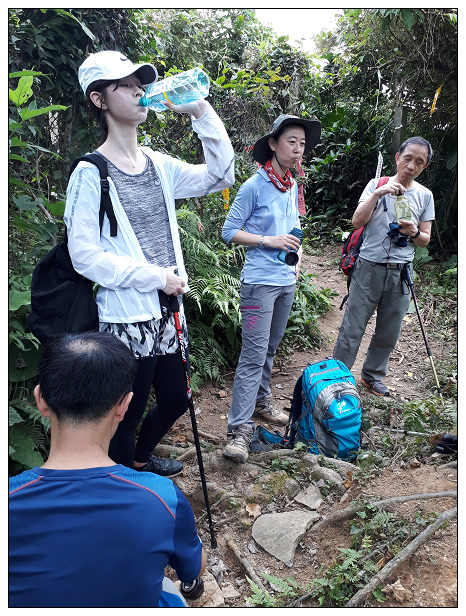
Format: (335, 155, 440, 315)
(273, 152, 290, 177)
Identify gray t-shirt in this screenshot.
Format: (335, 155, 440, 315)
(95, 151, 180, 358)
(358, 178, 435, 263)
(96, 151, 176, 268)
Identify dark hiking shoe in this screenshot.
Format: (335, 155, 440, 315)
(360, 378, 390, 397)
(223, 424, 254, 463)
(435, 434, 457, 455)
(135, 455, 183, 478)
(253, 396, 289, 425)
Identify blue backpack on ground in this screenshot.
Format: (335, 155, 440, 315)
(289, 358, 362, 460)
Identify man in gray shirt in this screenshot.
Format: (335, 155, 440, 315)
(333, 136, 435, 396)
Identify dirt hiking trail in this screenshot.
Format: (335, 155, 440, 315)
(157, 244, 457, 608)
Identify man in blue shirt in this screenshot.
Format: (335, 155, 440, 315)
(9, 331, 206, 607)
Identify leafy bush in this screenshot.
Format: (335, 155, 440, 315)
(9, 70, 67, 471)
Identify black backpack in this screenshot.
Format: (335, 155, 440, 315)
(27, 154, 117, 346)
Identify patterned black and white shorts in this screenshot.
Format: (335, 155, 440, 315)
(100, 300, 188, 359)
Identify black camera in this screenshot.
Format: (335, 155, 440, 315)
(180, 577, 204, 601)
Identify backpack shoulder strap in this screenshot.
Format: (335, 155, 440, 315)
(68, 155, 117, 237)
(373, 175, 390, 212)
(376, 175, 389, 188)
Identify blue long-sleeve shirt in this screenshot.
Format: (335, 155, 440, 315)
(222, 167, 300, 286)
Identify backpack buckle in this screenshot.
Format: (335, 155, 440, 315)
(101, 178, 110, 194)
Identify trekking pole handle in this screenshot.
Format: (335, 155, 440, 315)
(402, 263, 413, 286)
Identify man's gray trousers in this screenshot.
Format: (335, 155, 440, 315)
(333, 258, 411, 382)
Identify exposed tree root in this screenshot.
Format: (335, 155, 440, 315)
(194, 429, 223, 444)
(286, 503, 457, 608)
(439, 460, 457, 469)
(312, 491, 457, 533)
(197, 492, 242, 523)
(344, 506, 457, 607)
(226, 537, 267, 593)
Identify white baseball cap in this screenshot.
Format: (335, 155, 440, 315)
(78, 50, 158, 96)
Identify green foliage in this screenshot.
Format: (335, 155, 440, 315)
(314, 8, 457, 250)
(402, 398, 456, 434)
(311, 545, 376, 606)
(413, 246, 433, 270)
(8, 66, 67, 472)
(9, 379, 50, 473)
(309, 499, 438, 606)
(175, 199, 242, 388)
(246, 574, 307, 607)
(354, 387, 456, 472)
(283, 269, 336, 349)
(246, 577, 276, 607)
(270, 456, 300, 480)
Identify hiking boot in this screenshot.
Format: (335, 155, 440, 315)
(223, 424, 254, 463)
(360, 378, 390, 397)
(253, 396, 289, 425)
(135, 455, 183, 478)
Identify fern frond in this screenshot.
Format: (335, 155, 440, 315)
(22, 418, 49, 447)
(246, 576, 276, 607)
(338, 547, 363, 570)
(262, 573, 298, 597)
(188, 322, 230, 381)
(181, 233, 220, 266)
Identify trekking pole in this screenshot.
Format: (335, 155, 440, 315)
(158, 291, 217, 549)
(371, 426, 427, 437)
(402, 264, 442, 399)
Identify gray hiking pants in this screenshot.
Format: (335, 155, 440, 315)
(227, 282, 296, 431)
(333, 258, 411, 382)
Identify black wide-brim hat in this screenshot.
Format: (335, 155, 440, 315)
(253, 115, 321, 164)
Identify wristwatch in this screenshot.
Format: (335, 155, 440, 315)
(411, 228, 421, 239)
(258, 234, 264, 247)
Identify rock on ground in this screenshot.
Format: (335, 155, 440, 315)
(252, 510, 320, 566)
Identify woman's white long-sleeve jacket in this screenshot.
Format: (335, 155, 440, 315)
(64, 107, 235, 323)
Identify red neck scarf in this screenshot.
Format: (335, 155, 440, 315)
(262, 159, 294, 192)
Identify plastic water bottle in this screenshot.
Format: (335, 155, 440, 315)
(394, 194, 412, 222)
(139, 68, 210, 111)
(277, 227, 304, 266)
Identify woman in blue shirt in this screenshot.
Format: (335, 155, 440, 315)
(222, 115, 320, 462)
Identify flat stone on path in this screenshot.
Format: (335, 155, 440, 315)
(294, 484, 323, 510)
(252, 510, 320, 566)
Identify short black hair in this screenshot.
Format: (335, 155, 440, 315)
(399, 136, 433, 164)
(38, 332, 137, 424)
